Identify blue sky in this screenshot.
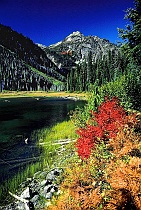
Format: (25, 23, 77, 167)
(0, 0, 134, 46)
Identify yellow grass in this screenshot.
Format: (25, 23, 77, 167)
(43, 120, 78, 143)
(0, 91, 88, 100)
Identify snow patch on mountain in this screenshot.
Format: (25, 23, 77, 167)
(49, 41, 62, 48)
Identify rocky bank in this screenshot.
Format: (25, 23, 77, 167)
(0, 168, 63, 210)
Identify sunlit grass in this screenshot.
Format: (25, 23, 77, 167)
(0, 120, 78, 204)
(36, 120, 78, 168)
(43, 120, 77, 143)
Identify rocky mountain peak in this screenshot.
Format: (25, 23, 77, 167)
(70, 31, 83, 36)
(38, 31, 117, 75)
(49, 31, 84, 48)
(64, 31, 84, 43)
(65, 31, 84, 38)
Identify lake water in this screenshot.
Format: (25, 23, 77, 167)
(0, 97, 85, 183)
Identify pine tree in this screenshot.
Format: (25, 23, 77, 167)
(118, 0, 141, 109)
(81, 60, 87, 91)
(118, 0, 141, 66)
(67, 68, 73, 92)
(77, 65, 83, 92)
(87, 51, 93, 85)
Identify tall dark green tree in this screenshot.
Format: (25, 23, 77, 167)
(118, 0, 141, 66)
(87, 51, 93, 86)
(118, 0, 141, 109)
(81, 60, 87, 91)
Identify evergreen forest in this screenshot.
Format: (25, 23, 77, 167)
(67, 0, 141, 110)
(0, 1, 141, 209)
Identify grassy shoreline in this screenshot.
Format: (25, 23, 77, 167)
(0, 91, 88, 100)
(0, 120, 78, 205)
(0, 91, 87, 205)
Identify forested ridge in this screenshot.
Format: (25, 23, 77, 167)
(0, 0, 141, 109)
(0, 44, 52, 91)
(0, 23, 121, 93)
(0, 24, 66, 91)
(66, 0, 141, 110)
(45, 1, 141, 209)
(0, 1, 141, 209)
(67, 49, 127, 92)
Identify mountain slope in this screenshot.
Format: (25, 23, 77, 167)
(0, 25, 118, 92)
(40, 31, 117, 70)
(0, 24, 65, 91)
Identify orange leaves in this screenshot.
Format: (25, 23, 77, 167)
(105, 125, 141, 209)
(48, 162, 103, 210)
(106, 163, 141, 209)
(47, 97, 141, 210)
(129, 157, 141, 170)
(107, 126, 140, 158)
(104, 188, 139, 210)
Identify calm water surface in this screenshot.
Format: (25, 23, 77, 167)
(0, 97, 85, 182)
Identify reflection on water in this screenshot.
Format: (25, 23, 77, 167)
(0, 97, 85, 182)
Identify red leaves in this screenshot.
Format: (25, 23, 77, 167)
(95, 96, 126, 127)
(76, 96, 127, 160)
(77, 136, 94, 160)
(76, 126, 103, 160)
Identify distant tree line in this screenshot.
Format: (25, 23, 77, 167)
(67, 0, 141, 110)
(67, 49, 127, 92)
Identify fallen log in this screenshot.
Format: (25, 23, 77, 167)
(39, 138, 76, 146)
(9, 191, 29, 210)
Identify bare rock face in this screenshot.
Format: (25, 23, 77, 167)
(0, 24, 118, 91)
(40, 31, 117, 69)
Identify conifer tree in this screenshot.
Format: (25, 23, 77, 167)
(77, 65, 83, 92)
(118, 0, 141, 109)
(81, 60, 87, 91)
(118, 0, 141, 66)
(68, 68, 74, 92)
(87, 51, 93, 85)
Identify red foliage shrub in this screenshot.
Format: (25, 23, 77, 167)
(76, 96, 127, 160)
(47, 97, 140, 210)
